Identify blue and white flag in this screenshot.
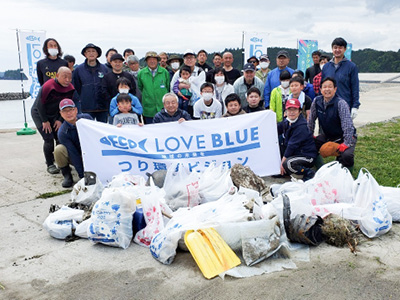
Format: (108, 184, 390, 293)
(77, 111, 281, 184)
(345, 43, 353, 61)
(18, 30, 46, 99)
(297, 40, 318, 74)
(243, 32, 269, 64)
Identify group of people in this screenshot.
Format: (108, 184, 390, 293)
(31, 36, 359, 187)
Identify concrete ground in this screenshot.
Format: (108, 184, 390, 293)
(1, 81, 400, 299)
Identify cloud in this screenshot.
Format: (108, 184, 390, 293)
(365, 0, 400, 13)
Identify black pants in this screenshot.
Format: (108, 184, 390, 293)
(314, 134, 356, 168)
(283, 156, 315, 175)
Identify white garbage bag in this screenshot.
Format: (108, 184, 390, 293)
(43, 206, 84, 239)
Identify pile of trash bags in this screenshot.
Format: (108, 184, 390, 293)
(43, 161, 400, 279)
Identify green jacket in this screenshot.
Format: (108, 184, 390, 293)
(255, 68, 270, 84)
(138, 66, 170, 117)
(270, 86, 284, 122)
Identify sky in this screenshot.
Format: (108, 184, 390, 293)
(1, 0, 400, 71)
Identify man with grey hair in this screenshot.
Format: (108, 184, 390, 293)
(153, 92, 191, 123)
(126, 54, 142, 101)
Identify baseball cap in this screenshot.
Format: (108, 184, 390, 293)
(110, 53, 124, 62)
(285, 98, 301, 109)
(59, 99, 75, 110)
(277, 50, 289, 58)
(243, 63, 256, 72)
(183, 49, 196, 57)
(259, 54, 270, 61)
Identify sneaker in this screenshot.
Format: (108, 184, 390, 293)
(47, 164, 60, 174)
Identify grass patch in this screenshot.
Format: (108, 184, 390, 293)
(37, 189, 71, 199)
(322, 118, 400, 187)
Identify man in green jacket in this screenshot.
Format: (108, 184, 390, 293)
(137, 51, 170, 123)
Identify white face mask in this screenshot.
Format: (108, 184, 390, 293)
(214, 76, 225, 85)
(320, 63, 325, 70)
(202, 92, 213, 101)
(171, 62, 180, 70)
(259, 62, 270, 69)
(48, 48, 58, 57)
(281, 81, 289, 88)
(119, 88, 129, 94)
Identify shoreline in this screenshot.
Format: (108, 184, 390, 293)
(0, 92, 30, 101)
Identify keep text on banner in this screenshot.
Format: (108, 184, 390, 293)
(243, 32, 269, 64)
(18, 30, 46, 99)
(77, 111, 281, 184)
(297, 39, 318, 74)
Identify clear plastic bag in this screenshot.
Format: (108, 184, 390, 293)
(43, 206, 84, 239)
(381, 185, 400, 222)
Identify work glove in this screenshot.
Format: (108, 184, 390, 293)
(337, 143, 349, 153)
(351, 108, 358, 120)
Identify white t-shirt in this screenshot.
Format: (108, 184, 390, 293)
(193, 98, 222, 119)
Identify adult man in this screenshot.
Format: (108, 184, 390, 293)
(255, 54, 271, 84)
(305, 51, 321, 83)
(153, 93, 191, 123)
(166, 54, 183, 80)
(63, 55, 75, 72)
(123, 48, 135, 71)
(105, 48, 118, 72)
(159, 52, 168, 69)
(322, 37, 360, 119)
(233, 63, 264, 107)
(137, 51, 170, 123)
(73, 43, 109, 122)
(170, 49, 206, 115)
(247, 56, 259, 69)
(264, 50, 294, 108)
(54, 99, 93, 187)
(101, 53, 136, 111)
(222, 52, 241, 84)
(196, 50, 212, 73)
(31, 66, 75, 174)
(126, 54, 142, 101)
(308, 77, 357, 169)
(206, 53, 223, 82)
(313, 55, 330, 95)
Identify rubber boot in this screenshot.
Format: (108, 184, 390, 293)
(61, 166, 73, 188)
(314, 155, 324, 170)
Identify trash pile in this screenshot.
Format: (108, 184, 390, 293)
(43, 161, 400, 279)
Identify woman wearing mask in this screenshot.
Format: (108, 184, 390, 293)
(255, 54, 271, 84)
(269, 70, 291, 122)
(37, 38, 68, 86)
(211, 67, 234, 115)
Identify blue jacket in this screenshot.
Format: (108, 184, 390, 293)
(264, 67, 294, 107)
(58, 114, 93, 178)
(321, 58, 360, 109)
(277, 114, 317, 159)
(72, 60, 109, 112)
(153, 108, 191, 123)
(303, 82, 315, 100)
(109, 93, 143, 117)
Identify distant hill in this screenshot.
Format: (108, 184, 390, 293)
(0, 69, 28, 80)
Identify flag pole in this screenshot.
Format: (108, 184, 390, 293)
(16, 29, 36, 135)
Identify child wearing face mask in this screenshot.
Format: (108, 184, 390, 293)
(269, 70, 291, 122)
(193, 82, 222, 119)
(255, 54, 271, 84)
(109, 77, 143, 124)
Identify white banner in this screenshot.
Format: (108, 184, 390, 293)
(77, 111, 281, 184)
(18, 30, 46, 99)
(243, 32, 269, 64)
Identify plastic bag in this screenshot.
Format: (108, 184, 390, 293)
(163, 163, 200, 211)
(150, 193, 249, 264)
(108, 173, 146, 188)
(381, 185, 400, 222)
(198, 163, 235, 203)
(71, 173, 104, 206)
(353, 169, 392, 238)
(43, 206, 84, 239)
(75, 218, 91, 238)
(305, 161, 354, 205)
(88, 187, 136, 249)
(134, 182, 172, 247)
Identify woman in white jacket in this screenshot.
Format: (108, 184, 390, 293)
(211, 67, 234, 115)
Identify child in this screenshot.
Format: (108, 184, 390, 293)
(244, 87, 265, 113)
(288, 76, 312, 120)
(109, 77, 143, 123)
(113, 93, 141, 127)
(270, 70, 291, 122)
(173, 65, 193, 112)
(193, 82, 222, 119)
(223, 93, 246, 117)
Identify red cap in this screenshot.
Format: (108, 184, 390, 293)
(59, 99, 75, 110)
(286, 98, 301, 109)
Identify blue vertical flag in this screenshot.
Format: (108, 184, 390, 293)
(344, 43, 352, 61)
(297, 40, 318, 74)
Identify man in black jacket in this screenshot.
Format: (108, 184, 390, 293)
(153, 93, 191, 123)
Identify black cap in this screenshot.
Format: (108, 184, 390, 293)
(277, 50, 289, 58)
(243, 63, 256, 72)
(110, 53, 124, 62)
(81, 43, 102, 57)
